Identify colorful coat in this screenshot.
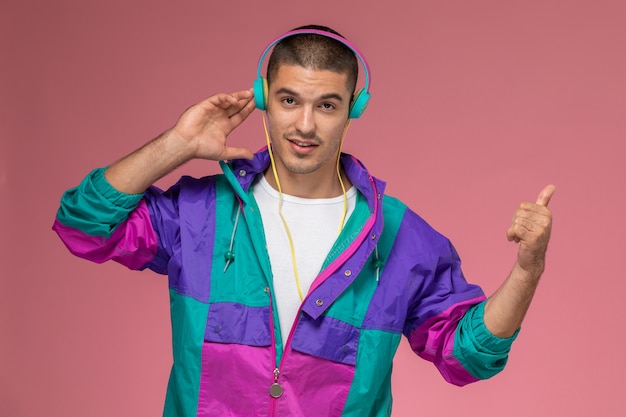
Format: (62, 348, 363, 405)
(53, 150, 517, 417)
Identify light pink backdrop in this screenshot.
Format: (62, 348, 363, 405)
(2, 1, 625, 416)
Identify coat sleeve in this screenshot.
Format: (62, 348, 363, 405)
(52, 167, 163, 271)
(400, 210, 518, 386)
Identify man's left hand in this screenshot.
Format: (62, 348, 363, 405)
(506, 185, 556, 275)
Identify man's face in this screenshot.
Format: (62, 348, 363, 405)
(265, 64, 352, 188)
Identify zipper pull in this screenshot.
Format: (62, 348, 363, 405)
(269, 367, 283, 398)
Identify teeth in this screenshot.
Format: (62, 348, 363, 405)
(294, 141, 312, 147)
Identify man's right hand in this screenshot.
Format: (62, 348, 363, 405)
(171, 88, 256, 162)
(104, 88, 257, 194)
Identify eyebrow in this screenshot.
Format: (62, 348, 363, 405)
(275, 87, 345, 102)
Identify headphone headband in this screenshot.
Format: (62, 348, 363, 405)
(253, 28, 371, 118)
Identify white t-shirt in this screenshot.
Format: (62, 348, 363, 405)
(252, 175, 357, 344)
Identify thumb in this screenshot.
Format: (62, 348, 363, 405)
(536, 184, 557, 207)
(222, 146, 255, 161)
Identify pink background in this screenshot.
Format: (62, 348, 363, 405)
(2, 0, 625, 416)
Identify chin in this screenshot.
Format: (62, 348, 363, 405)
(284, 163, 319, 175)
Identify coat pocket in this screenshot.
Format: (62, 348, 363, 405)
(204, 302, 272, 346)
(290, 313, 360, 366)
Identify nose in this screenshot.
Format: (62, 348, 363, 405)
(294, 105, 316, 138)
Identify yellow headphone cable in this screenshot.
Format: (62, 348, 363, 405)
(262, 115, 352, 300)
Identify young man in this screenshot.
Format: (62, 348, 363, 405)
(53, 26, 555, 417)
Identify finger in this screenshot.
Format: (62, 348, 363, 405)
(221, 146, 255, 161)
(507, 222, 533, 245)
(228, 96, 257, 126)
(507, 210, 537, 242)
(224, 93, 256, 118)
(507, 220, 528, 242)
(536, 184, 556, 207)
(203, 92, 244, 110)
(507, 212, 551, 244)
(222, 89, 255, 108)
(230, 88, 254, 99)
(506, 225, 519, 242)
(512, 206, 551, 228)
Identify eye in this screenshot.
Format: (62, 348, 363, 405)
(320, 102, 336, 110)
(282, 97, 296, 106)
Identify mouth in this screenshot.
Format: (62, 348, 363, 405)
(289, 139, 316, 147)
(286, 137, 319, 154)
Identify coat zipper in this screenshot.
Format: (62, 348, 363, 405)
(268, 289, 281, 416)
(267, 174, 380, 415)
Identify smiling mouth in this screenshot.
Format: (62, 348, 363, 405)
(287, 137, 319, 148)
(290, 140, 315, 147)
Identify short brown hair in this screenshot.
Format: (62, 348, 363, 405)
(266, 25, 358, 95)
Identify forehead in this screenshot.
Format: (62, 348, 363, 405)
(270, 64, 351, 98)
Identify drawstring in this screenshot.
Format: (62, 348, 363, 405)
(372, 245, 383, 282)
(224, 206, 242, 272)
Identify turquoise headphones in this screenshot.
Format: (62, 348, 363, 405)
(253, 28, 372, 119)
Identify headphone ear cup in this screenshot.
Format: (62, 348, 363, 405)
(253, 78, 268, 110)
(349, 88, 371, 119)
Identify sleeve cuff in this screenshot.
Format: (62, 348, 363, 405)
(56, 167, 145, 237)
(464, 300, 519, 353)
(452, 300, 519, 380)
(91, 167, 145, 209)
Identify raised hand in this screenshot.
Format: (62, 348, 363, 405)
(172, 89, 257, 161)
(506, 185, 556, 274)
(483, 185, 556, 337)
(104, 89, 257, 194)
